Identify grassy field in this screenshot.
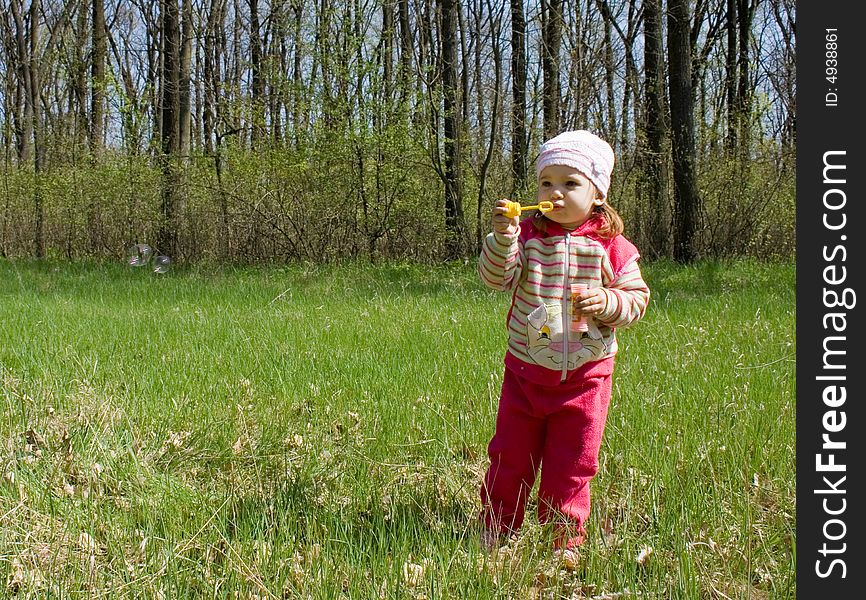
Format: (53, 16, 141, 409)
(0, 258, 795, 599)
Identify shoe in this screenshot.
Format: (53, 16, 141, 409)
(480, 529, 502, 552)
(552, 547, 580, 570)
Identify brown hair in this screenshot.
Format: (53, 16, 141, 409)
(531, 201, 624, 239)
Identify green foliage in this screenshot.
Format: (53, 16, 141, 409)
(0, 259, 794, 598)
(1, 136, 794, 262)
(612, 143, 795, 260)
(695, 145, 795, 258)
(1, 157, 161, 260)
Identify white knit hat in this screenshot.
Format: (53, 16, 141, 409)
(536, 130, 616, 199)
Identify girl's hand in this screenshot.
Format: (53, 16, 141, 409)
(573, 287, 608, 317)
(492, 199, 519, 236)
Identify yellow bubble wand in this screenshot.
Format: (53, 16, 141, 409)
(503, 200, 554, 219)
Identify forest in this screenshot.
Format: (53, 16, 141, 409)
(1, 0, 796, 264)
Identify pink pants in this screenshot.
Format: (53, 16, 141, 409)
(480, 366, 612, 548)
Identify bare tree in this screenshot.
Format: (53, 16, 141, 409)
(541, 0, 562, 138)
(476, 0, 503, 252)
(725, 0, 737, 152)
(179, 0, 192, 156)
(396, 0, 412, 106)
(1, 9, 16, 165)
(510, 0, 528, 196)
(599, 1, 616, 143)
(249, 0, 264, 147)
(90, 0, 106, 155)
(71, 2, 88, 152)
(157, 0, 182, 258)
(440, 0, 466, 258)
(9, 0, 75, 256)
(9, 0, 33, 164)
(736, 0, 759, 162)
(595, 0, 641, 150)
(202, 0, 223, 154)
(457, 2, 470, 132)
(381, 0, 395, 104)
(640, 0, 669, 258)
(766, 0, 795, 154)
(0, 0, 795, 262)
(668, 0, 701, 262)
(106, 4, 144, 154)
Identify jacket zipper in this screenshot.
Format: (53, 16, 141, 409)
(560, 232, 570, 382)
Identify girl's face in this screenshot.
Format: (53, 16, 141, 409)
(537, 165, 603, 229)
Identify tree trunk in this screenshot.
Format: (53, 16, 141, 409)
(10, 0, 33, 164)
(621, 1, 638, 149)
(541, 0, 562, 139)
(73, 4, 88, 153)
(10, 0, 44, 256)
(249, 0, 264, 147)
(725, 0, 737, 154)
(147, 2, 163, 154)
(736, 0, 756, 163)
(269, 1, 286, 146)
(477, 0, 501, 254)
(381, 0, 394, 104)
(769, 0, 795, 153)
(29, 0, 44, 258)
(602, 7, 615, 143)
(397, 0, 412, 106)
(510, 0, 528, 196)
(179, 0, 192, 156)
(668, 0, 701, 262)
(564, 2, 585, 129)
(2, 9, 16, 253)
(203, 0, 220, 154)
(418, 0, 438, 166)
(315, 0, 335, 132)
(352, 0, 364, 130)
(231, 0, 244, 144)
(440, 0, 465, 258)
(472, 2, 485, 155)
(90, 0, 106, 156)
(1, 12, 15, 167)
(641, 0, 669, 258)
(456, 2, 469, 132)
(291, 0, 304, 146)
(157, 0, 182, 259)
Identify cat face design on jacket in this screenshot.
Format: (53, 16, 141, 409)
(525, 302, 606, 370)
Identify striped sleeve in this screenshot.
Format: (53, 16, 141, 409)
(596, 258, 650, 328)
(478, 230, 523, 292)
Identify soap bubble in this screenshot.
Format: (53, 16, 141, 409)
(126, 244, 152, 267)
(153, 255, 171, 274)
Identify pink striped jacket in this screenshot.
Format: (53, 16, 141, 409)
(479, 214, 650, 385)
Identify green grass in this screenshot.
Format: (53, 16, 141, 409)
(0, 258, 795, 599)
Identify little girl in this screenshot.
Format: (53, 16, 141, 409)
(478, 130, 650, 556)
